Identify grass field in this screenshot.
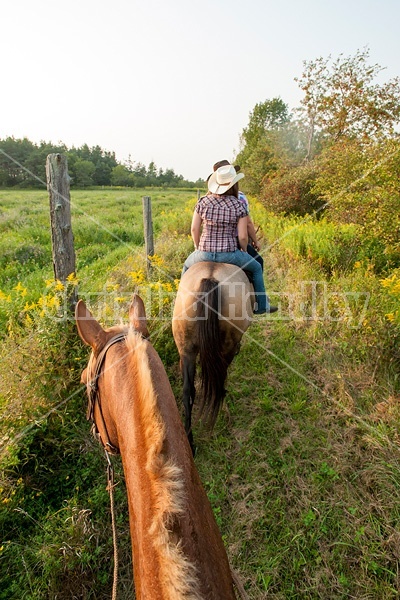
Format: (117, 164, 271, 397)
(0, 188, 399, 599)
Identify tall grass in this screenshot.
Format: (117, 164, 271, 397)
(1, 188, 399, 599)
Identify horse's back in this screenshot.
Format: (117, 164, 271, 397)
(178, 261, 250, 289)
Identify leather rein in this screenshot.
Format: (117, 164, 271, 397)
(86, 332, 127, 455)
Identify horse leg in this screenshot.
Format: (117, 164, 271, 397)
(182, 354, 196, 455)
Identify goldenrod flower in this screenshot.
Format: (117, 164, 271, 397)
(15, 282, 27, 296)
(66, 273, 79, 285)
(385, 313, 396, 322)
(148, 254, 165, 268)
(0, 290, 11, 302)
(54, 280, 65, 292)
(47, 296, 60, 308)
(24, 314, 33, 326)
(24, 302, 36, 311)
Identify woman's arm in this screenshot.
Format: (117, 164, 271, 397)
(191, 211, 202, 249)
(247, 216, 260, 250)
(238, 217, 248, 252)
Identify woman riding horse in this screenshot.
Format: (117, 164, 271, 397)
(173, 164, 277, 451)
(182, 163, 275, 315)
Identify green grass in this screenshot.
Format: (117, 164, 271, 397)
(0, 188, 399, 599)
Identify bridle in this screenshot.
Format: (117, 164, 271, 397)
(86, 332, 127, 455)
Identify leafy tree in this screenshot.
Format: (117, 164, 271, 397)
(110, 164, 132, 187)
(73, 159, 96, 187)
(0, 137, 196, 188)
(261, 162, 324, 217)
(312, 138, 400, 267)
(296, 47, 400, 159)
(0, 137, 38, 186)
(68, 144, 117, 186)
(235, 98, 296, 194)
(240, 98, 290, 147)
(27, 140, 67, 186)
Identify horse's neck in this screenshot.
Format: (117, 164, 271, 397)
(107, 339, 200, 599)
(108, 338, 235, 599)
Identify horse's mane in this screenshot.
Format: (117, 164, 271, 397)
(125, 330, 202, 599)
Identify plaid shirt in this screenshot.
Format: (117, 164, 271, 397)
(196, 194, 248, 252)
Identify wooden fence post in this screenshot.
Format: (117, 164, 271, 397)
(142, 196, 154, 277)
(46, 153, 77, 310)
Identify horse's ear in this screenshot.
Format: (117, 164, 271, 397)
(129, 294, 149, 338)
(75, 299, 107, 352)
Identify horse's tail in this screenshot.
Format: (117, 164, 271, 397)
(197, 277, 228, 428)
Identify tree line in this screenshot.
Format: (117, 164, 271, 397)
(0, 138, 201, 188)
(235, 47, 400, 271)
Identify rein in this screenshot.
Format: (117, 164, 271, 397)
(86, 333, 126, 600)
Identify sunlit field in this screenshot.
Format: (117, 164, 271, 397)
(0, 188, 399, 599)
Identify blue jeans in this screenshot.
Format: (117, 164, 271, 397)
(182, 249, 269, 313)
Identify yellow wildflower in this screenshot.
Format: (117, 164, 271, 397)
(385, 313, 395, 322)
(47, 296, 60, 308)
(24, 301, 36, 311)
(66, 272, 79, 285)
(149, 254, 165, 268)
(54, 280, 65, 292)
(15, 282, 27, 296)
(0, 290, 11, 302)
(24, 314, 33, 327)
(129, 269, 145, 284)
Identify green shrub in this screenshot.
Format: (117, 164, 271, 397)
(261, 162, 325, 216)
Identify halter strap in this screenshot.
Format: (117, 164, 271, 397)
(87, 333, 127, 455)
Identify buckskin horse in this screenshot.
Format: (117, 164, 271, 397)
(172, 262, 254, 452)
(75, 295, 237, 599)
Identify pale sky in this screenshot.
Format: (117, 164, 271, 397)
(1, 0, 399, 181)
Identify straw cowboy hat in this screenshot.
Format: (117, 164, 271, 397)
(207, 164, 244, 194)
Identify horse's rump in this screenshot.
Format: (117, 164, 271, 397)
(173, 262, 254, 443)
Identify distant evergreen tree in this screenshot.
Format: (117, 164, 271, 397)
(0, 137, 196, 188)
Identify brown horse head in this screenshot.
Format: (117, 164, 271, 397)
(75, 294, 149, 453)
(172, 262, 254, 452)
